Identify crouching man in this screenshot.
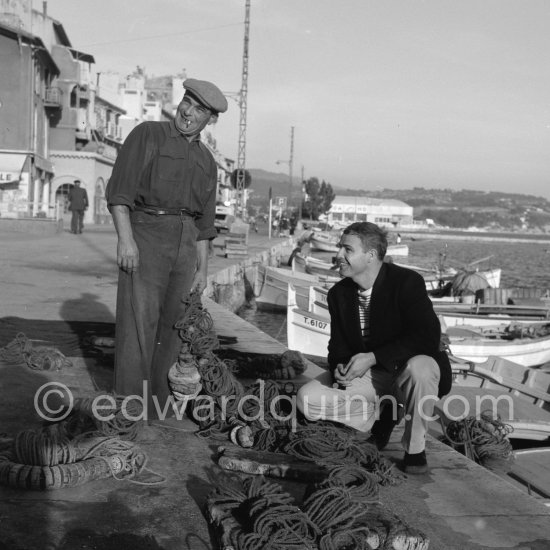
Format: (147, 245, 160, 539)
(297, 222, 451, 473)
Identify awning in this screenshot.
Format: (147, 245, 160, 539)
(33, 155, 54, 174)
(0, 153, 28, 190)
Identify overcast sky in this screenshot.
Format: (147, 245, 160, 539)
(42, 0, 550, 198)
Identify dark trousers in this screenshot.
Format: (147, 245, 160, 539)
(70, 210, 85, 233)
(113, 211, 198, 418)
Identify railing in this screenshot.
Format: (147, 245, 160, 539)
(0, 200, 61, 220)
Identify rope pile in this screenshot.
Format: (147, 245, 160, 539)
(215, 348, 307, 380)
(445, 411, 514, 473)
(0, 397, 164, 490)
(208, 472, 384, 550)
(284, 423, 404, 487)
(172, 292, 404, 487)
(0, 332, 72, 371)
(210, 475, 319, 549)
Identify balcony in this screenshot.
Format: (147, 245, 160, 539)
(44, 87, 62, 108)
(78, 89, 91, 103)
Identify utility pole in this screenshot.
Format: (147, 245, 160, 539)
(287, 126, 294, 211)
(276, 126, 294, 214)
(298, 165, 304, 221)
(236, 0, 251, 219)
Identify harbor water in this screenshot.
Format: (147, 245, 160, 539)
(239, 235, 550, 346)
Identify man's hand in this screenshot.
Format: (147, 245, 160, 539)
(117, 238, 139, 273)
(333, 352, 376, 387)
(111, 205, 138, 273)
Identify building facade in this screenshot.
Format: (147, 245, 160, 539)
(0, 10, 58, 219)
(327, 196, 413, 228)
(0, 1, 233, 227)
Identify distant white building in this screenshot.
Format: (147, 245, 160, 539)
(327, 196, 413, 228)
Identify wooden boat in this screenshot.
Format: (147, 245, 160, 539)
(254, 265, 338, 311)
(423, 267, 502, 292)
(305, 286, 550, 330)
(386, 244, 409, 257)
(294, 249, 410, 280)
(437, 355, 550, 440)
(291, 252, 339, 278)
(287, 284, 330, 357)
(509, 447, 550, 504)
(435, 302, 550, 330)
(435, 355, 550, 504)
(309, 231, 340, 253)
(446, 322, 550, 367)
(306, 285, 332, 318)
(309, 229, 410, 256)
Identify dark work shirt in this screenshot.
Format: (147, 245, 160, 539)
(68, 187, 88, 210)
(106, 120, 218, 240)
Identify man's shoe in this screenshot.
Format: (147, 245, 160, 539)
(367, 405, 398, 451)
(403, 451, 428, 474)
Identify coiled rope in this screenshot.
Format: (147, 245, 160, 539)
(174, 292, 404, 488)
(444, 411, 514, 472)
(208, 472, 381, 550)
(284, 423, 403, 486)
(210, 475, 320, 550)
(1, 398, 165, 490)
(0, 332, 72, 371)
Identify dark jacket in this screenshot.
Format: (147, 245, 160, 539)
(67, 186, 88, 211)
(327, 262, 452, 398)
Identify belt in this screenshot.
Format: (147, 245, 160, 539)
(134, 204, 197, 218)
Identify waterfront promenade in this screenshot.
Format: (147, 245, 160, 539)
(1, 223, 549, 549)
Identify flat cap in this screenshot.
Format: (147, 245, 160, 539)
(183, 78, 228, 114)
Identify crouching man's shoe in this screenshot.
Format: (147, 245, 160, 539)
(367, 405, 399, 451)
(403, 450, 428, 474)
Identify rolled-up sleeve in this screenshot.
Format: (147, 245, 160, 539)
(105, 123, 153, 209)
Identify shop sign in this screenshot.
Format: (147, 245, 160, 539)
(0, 172, 18, 182)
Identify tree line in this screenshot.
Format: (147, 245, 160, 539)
(299, 177, 335, 220)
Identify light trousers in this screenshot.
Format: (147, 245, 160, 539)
(296, 355, 440, 454)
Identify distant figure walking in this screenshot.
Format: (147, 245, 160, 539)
(68, 179, 89, 234)
(396, 233, 402, 244)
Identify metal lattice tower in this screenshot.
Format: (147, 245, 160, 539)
(236, 0, 251, 216)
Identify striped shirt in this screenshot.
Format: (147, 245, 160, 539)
(358, 288, 372, 339)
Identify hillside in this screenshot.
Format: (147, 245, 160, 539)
(247, 169, 301, 202)
(246, 170, 550, 230)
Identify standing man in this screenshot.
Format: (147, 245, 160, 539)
(67, 179, 88, 234)
(105, 78, 228, 418)
(297, 222, 451, 473)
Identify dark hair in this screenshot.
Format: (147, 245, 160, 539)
(343, 222, 388, 259)
(74, 179, 81, 184)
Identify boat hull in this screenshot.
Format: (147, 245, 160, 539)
(447, 325, 550, 367)
(287, 285, 331, 357)
(255, 265, 337, 311)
